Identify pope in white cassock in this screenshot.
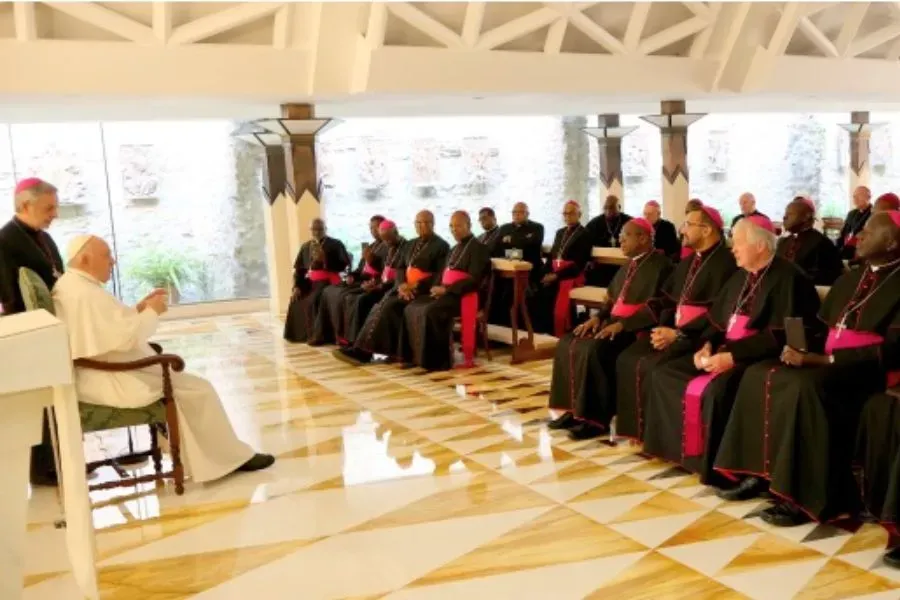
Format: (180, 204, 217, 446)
(54, 234, 275, 483)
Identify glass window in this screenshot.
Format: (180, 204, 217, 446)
(688, 113, 849, 225)
(0, 125, 14, 223)
(10, 122, 118, 292)
(319, 116, 574, 251)
(5, 120, 270, 306)
(868, 113, 900, 201)
(100, 121, 269, 305)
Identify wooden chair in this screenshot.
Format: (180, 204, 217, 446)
(18, 267, 186, 496)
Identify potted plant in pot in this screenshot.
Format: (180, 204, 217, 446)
(124, 248, 200, 305)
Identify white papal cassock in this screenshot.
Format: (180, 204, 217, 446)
(53, 269, 254, 483)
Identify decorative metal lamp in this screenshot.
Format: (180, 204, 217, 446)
(639, 112, 705, 129)
(582, 114, 638, 141)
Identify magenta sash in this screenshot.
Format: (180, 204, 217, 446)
(552, 259, 585, 337)
(682, 315, 757, 457)
(308, 270, 341, 285)
(845, 234, 858, 248)
(362, 263, 380, 278)
(676, 304, 708, 328)
(611, 300, 642, 318)
(443, 269, 478, 368)
(825, 328, 900, 387)
(382, 266, 396, 283)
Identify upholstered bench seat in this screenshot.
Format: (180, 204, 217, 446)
(79, 402, 166, 433)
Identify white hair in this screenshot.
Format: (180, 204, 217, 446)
(733, 218, 776, 254)
(14, 181, 58, 212)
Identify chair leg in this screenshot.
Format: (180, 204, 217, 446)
(149, 424, 163, 475)
(163, 399, 185, 495)
(481, 321, 493, 362)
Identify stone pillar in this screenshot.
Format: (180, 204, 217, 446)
(839, 111, 884, 195)
(583, 114, 637, 212)
(641, 101, 705, 224)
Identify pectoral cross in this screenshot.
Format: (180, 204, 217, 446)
(728, 313, 738, 331)
(52, 268, 61, 280)
(836, 318, 847, 339)
(675, 307, 682, 325)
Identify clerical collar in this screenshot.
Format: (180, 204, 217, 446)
(693, 240, 721, 256)
(458, 234, 475, 243)
(631, 251, 649, 262)
(13, 216, 40, 235)
(484, 227, 498, 234)
(70, 268, 102, 286)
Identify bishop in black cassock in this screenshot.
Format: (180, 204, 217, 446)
(337, 210, 449, 365)
(532, 201, 593, 337)
(485, 202, 544, 326)
(642, 216, 821, 486)
(312, 215, 388, 345)
(399, 211, 490, 371)
(547, 218, 671, 440)
(776, 197, 844, 286)
(643, 200, 681, 261)
(616, 205, 737, 442)
(0, 177, 64, 486)
(717, 212, 900, 527)
(585, 195, 632, 286)
(836, 186, 873, 261)
(856, 389, 900, 569)
(283, 219, 351, 344)
(341, 224, 406, 347)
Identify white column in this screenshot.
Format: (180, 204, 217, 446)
(263, 192, 294, 316)
(641, 100, 705, 224)
(583, 114, 637, 213)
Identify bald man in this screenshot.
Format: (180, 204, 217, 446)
(642, 200, 681, 260)
(584, 195, 633, 286)
(487, 202, 545, 326)
(313, 214, 390, 346)
(54, 235, 274, 484)
(718, 212, 900, 529)
(284, 218, 351, 344)
(836, 185, 873, 260)
(337, 210, 450, 365)
(0, 178, 63, 485)
(777, 197, 844, 285)
(729, 192, 767, 230)
(399, 211, 490, 371)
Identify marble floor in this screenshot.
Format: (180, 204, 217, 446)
(21, 313, 900, 599)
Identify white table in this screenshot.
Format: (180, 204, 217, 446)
(0, 310, 98, 600)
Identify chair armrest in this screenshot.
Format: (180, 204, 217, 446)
(149, 342, 163, 354)
(74, 354, 185, 373)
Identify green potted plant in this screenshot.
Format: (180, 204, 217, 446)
(124, 248, 200, 304)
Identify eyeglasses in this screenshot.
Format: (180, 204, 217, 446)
(683, 221, 706, 228)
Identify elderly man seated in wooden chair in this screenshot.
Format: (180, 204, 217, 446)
(53, 234, 274, 486)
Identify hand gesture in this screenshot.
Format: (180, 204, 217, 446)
(693, 342, 712, 370)
(145, 292, 169, 315)
(596, 321, 624, 340)
(573, 317, 600, 338)
(781, 346, 828, 367)
(541, 273, 558, 286)
(703, 352, 734, 374)
(430, 286, 447, 299)
(650, 327, 677, 350)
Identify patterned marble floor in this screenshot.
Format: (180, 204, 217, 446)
(21, 312, 900, 599)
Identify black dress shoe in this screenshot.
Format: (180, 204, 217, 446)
(760, 502, 812, 527)
(548, 412, 577, 430)
(883, 546, 900, 569)
(333, 347, 371, 366)
(716, 476, 768, 502)
(568, 422, 604, 441)
(237, 454, 275, 472)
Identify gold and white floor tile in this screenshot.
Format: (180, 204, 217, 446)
(22, 313, 900, 599)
